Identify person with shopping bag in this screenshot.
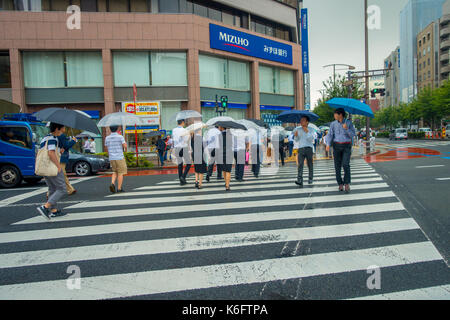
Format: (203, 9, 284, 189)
(36, 122, 68, 220)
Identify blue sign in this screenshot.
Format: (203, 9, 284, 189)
(209, 24, 293, 65)
(301, 8, 309, 74)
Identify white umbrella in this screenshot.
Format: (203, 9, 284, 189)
(172, 110, 202, 122)
(236, 119, 261, 131)
(308, 123, 320, 132)
(181, 122, 208, 136)
(206, 116, 234, 126)
(97, 112, 140, 127)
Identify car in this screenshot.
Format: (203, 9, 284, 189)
(389, 128, 408, 140)
(65, 151, 110, 177)
(445, 124, 450, 139)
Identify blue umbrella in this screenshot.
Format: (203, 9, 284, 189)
(326, 98, 374, 118)
(276, 110, 319, 123)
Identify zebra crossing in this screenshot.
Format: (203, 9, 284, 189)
(381, 140, 450, 149)
(0, 159, 449, 300)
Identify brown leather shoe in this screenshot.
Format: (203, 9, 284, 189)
(344, 184, 350, 193)
(339, 185, 344, 192)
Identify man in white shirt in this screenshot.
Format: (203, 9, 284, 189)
(205, 126, 223, 181)
(89, 138, 96, 154)
(172, 119, 191, 185)
(83, 137, 91, 153)
(105, 126, 127, 193)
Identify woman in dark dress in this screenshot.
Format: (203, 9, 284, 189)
(218, 126, 233, 191)
(190, 128, 207, 189)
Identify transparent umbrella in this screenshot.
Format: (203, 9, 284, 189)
(172, 110, 202, 122)
(97, 112, 140, 127)
(181, 121, 208, 136)
(206, 116, 234, 126)
(236, 119, 261, 131)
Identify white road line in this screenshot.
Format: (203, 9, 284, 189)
(415, 165, 445, 168)
(436, 177, 450, 181)
(0, 176, 97, 208)
(14, 191, 397, 225)
(0, 242, 442, 300)
(348, 285, 450, 300)
(69, 183, 390, 209)
(0, 218, 419, 269)
(111, 178, 384, 197)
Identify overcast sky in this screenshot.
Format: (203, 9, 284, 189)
(303, 0, 410, 109)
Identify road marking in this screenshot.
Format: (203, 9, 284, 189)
(348, 285, 450, 300)
(0, 218, 419, 269)
(415, 165, 445, 168)
(15, 191, 397, 225)
(0, 242, 442, 300)
(0, 176, 97, 208)
(436, 177, 450, 181)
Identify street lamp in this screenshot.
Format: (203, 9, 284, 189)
(323, 64, 355, 87)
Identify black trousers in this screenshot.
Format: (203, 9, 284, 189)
(207, 148, 223, 178)
(251, 144, 262, 177)
(279, 147, 285, 166)
(297, 147, 313, 182)
(233, 150, 245, 180)
(333, 143, 352, 185)
(175, 147, 191, 181)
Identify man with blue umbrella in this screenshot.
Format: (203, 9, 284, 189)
(325, 108, 356, 193)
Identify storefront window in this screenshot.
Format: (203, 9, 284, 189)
(150, 52, 187, 86)
(0, 0, 14, 10)
(23, 52, 65, 88)
(159, 0, 178, 13)
(113, 51, 150, 87)
(259, 65, 274, 93)
(259, 65, 294, 95)
(23, 51, 103, 88)
(66, 52, 104, 87)
(160, 101, 181, 131)
(13, 0, 42, 11)
(0, 52, 11, 88)
(199, 54, 250, 91)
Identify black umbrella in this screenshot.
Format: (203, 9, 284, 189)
(34, 108, 100, 134)
(247, 118, 269, 129)
(213, 121, 247, 130)
(144, 130, 165, 138)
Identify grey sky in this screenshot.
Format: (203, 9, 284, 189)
(303, 0, 409, 108)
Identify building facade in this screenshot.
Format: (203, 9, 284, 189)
(0, 0, 305, 153)
(399, 0, 445, 103)
(439, 0, 450, 85)
(416, 21, 439, 93)
(384, 46, 400, 108)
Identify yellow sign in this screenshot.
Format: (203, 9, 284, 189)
(122, 101, 160, 116)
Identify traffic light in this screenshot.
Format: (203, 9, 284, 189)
(370, 89, 376, 98)
(220, 96, 228, 109)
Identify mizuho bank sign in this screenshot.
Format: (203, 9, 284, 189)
(209, 24, 293, 65)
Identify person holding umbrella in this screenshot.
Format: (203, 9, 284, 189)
(325, 108, 356, 193)
(205, 126, 223, 181)
(172, 119, 191, 185)
(294, 116, 315, 187)
(105, 126, 127, 193)
(217, 125, 233, 191)
(190, 127, 207, 189)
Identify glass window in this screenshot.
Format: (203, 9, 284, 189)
(199, 55, 226, 88)
(97, 0, 107, 11)
(228, 59, 249, 91)
(109, 0, 128, 12)
(234, 14, 241, 27)
(150, 52, 187, 86)
(279, 69, 294, 95)
(13, 0, 42, 11)
(0, 52, 11, 88)
(0, 0, 14, 10)
(259, 65, 274, 93)
(179, 0, 192, 13)
(225, 108, 245, 120)
(201, 107, 216, 125)
(222, 11, 234, 26)
(208, 7, 221, 22)
(23, 52, 65, 88)
(51, 0, 70, 11)
(266, 25, 274, 37)
(71, 0, 81, 8)
(80, 0, 97, 11)
(160, 101, 181, 131)
(130, 0, 148, 12)
(159, 0, 178, 13)
(255, 22, 266, 35)
(113, 51, 150, 86)
(193, 2, 207, 17)
(66, 52, 103, 87)
(0, 126, 31, 149)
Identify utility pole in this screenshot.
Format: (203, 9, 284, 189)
(364, 0, 370, 153)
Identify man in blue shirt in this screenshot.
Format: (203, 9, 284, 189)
(326, 108, 356, 193)
(293, 116, 315, 186)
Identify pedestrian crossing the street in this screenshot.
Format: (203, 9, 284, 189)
(0, 159, 449, 300)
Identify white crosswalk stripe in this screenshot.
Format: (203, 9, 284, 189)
(381, 140, 450, 149)
(0, 159, 448, 300)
